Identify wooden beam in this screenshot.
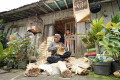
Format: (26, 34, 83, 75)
(9, 11, 31, 19)
(12, 14, 28, 19)
(90, 0, 114, 5)
(54, 0, 61, 10)
(5, 15, 27, 21)
(37, 4, 48, 13)
(4, 16, 20, 22)
(64, 0, 68, 9)
(21, 11, 32, 15)
(43, 2, 55, 12)
(30, 7, 39, 14)
(3, 11, 30, 21)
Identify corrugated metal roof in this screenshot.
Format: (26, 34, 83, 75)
(0, 0, 106, 23)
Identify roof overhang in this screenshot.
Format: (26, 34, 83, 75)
(0, 0, 114, 23)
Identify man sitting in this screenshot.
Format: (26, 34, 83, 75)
(47, 34, 71, 63)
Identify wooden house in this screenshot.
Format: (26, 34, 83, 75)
(0, 0, 120, 57)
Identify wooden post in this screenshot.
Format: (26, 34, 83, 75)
(48, 25, 54, 37)
(76, 22, 86, 57)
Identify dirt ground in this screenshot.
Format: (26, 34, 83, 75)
(0, 69, 119, 80)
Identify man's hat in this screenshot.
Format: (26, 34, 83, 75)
(54, 34, 61, 38)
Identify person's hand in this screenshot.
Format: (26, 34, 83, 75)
(55, 45, 60, 48)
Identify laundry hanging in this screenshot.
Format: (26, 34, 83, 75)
(73, 0, 90, 23)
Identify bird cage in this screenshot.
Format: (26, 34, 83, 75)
(27, 15, 42, 33)
(73, 0, 90, 23)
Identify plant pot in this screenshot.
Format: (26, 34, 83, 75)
(93, 62, 111, 75)
(112, 61, 120, 73)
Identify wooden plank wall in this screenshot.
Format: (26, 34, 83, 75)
(76, 0, 120, 56)
(3, 0, 120, 57)
(3, 18, 42, 49)
(43, 24, 54, 41)
(40, 8, 74, 25)
(3, 9, 73, 49)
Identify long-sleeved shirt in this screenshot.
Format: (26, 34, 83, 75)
(48, 41, 67, 56)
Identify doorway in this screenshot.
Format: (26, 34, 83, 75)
(55, 18, 75, 43)
(55, 18, 76, 55)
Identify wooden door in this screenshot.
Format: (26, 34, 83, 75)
(64, 22, 76, 56)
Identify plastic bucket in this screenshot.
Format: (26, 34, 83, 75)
(112, 61, 120, 73)
(93, 62, 111, 75)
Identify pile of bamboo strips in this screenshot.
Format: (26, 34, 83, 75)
(24, 57, 90, 78)
(24, 63, 41, 77)
(36, 36, 54, 64)
(66, 57, 90, 75)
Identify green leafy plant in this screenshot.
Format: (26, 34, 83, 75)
(27, 44, 40, 62)
(0, 42, 16, 68)
(99, 22, 120, 62)
(98, 12, 120, 62)
(0, 33, 7, 49)
(0, 19, 7, 48)
(89, 17, 105, 40)
(112, 12, 120, 23)
(89, 57, 103, 63)
(7, 33, 30, 61)
(81, 17, 105, 49)
(0, 32, 40, 68)
(0, 42, 3, 54)
(7, 33, 40, 62)
(0, 19, 3, 24)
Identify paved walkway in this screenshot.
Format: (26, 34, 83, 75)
(0, 69, 119, 80)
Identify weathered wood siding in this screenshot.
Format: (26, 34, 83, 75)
(76, 0, 120, 56)
(3, 9, 74, 48)
(3, 0, 120, 57)
(40, 9, 74, 25)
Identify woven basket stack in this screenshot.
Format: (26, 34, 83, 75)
(37, 36, 54, 64)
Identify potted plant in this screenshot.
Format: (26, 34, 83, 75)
(81, 17, 105, 53)
(81, 17, 114, 75)
(80, 17, 105, 59)
(89, 56, 112, 75)
(99, 12, 120, 73)
(111, 12, 120, 73)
